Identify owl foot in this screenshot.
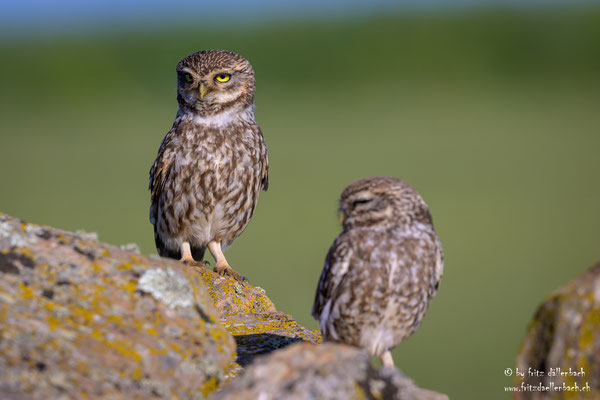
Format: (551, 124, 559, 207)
(214, 264, 248, 283)
(179, 252, 209, 267)
(179, 242, 208, 266)
(207, 241, 248, 283)
(182, 259, 210, 268)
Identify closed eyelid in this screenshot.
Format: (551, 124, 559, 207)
(352, 197, 374, 205)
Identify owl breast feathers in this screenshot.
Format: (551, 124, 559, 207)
(312, 176, 443, 367)
(149, 50, 268, 281)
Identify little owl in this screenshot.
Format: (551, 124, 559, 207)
(312, 176, 443, 367)
(149, 50, 268, 282)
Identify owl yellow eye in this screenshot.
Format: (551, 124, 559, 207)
(215, 74, 231, 83)
(184, 73, 193, 83)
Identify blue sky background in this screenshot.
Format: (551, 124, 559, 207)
(2, 0, 598, 36)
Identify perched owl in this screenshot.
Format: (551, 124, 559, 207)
(312, 176, 443, 368)
(149, 50, 268, 282)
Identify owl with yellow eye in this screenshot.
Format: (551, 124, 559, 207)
(149, 50, 269, 282)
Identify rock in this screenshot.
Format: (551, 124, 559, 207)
(211, 342, 448, 400)
(0, 211, 447, 400)
(196, 267, 321, 379)
(191, 266, 320, 379)
(221, 312, 321, 378)
(192, 266, 276, 316)
(193, 265, 321, 380)
(0, 212, 235, 399)
(515, 262, 600, 399)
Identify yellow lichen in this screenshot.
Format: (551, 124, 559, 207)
(170, 343, 182, 353)
(46, 315, 61, 331)
(579, 302, 600, 349)
(17, 246, 36, 262)
(122, 280, 137, 295)
(89, 330, 142, 362)
(19, 283, 34, 299)
(70, 304, 96, 325)
(150, 347, 169, 356)
(89, 263, 103, 272)
(116, 263, 133, 271)
(145, 326, 158, 336)
(90, 329, 104, 341)
(132, 366, 143, 381)
(201, 377, 219, 397)
(0, 304, 7, 322)
(107, 314, 123, 324)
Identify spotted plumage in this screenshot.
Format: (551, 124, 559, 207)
(312, 176, 443, 367)
(149, 50, 268, 282)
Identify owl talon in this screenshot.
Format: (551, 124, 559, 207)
(180, 257, 210, 268)
(214, 265, 248, 283)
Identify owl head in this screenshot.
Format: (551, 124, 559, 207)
(338, 176, 433, 230)
(175, 50, 255, 116)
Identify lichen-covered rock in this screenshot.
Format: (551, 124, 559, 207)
(0, 211, 449, 399)
(0, 212, 235, 399)
(195, 266, 321, 380)
(221, 312, 321, 378)
(193, 266, 319, 380)
(193, 266, 276, 316)
(211, 342, 448, 400)
(515, 262, 600, 400)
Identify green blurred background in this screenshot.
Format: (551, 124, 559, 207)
(1, 2, 600, 398)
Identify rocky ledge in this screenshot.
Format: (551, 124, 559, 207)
(515, 262, 600, 400)
(212, 342, 448, 400)
(0, 212, 447, 399)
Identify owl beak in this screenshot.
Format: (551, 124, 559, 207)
(338, 209, 345, 225)
(199, 83, 208, 99)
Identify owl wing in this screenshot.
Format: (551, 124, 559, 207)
(148, 126, 177, 226)
(311, 233, 354, 321)
(257, 126, 269, 191)
(261, 162, 269, 191)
